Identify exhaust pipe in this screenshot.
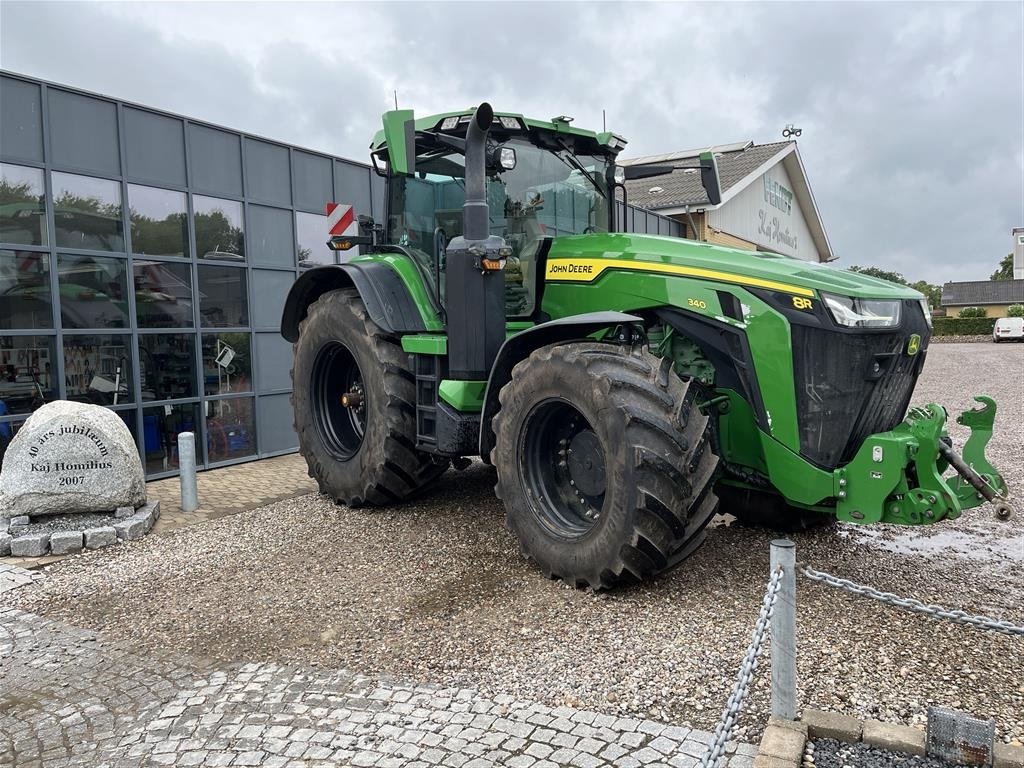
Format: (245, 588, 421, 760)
(463, 102, 493, 241)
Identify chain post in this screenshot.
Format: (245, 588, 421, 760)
(178, 431, 199, 513)
(770, 539, 797, 720)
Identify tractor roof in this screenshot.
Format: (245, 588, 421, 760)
(370, 108, 627, 155)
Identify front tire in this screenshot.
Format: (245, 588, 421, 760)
(291, 289, 447, 506)
(492, 342, 719, 589)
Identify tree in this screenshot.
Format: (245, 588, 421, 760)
(909, 280, 942, 309)
(991, 253, 1014, 281)
(1007, 304, 1024, 318)
(848, 265, 907, 285)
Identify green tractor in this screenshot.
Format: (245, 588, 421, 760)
(281, 103, 1011, 589)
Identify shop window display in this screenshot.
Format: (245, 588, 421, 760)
(205, 396, 256, 462)
(143, 402, 199, 474)
(0, 335, 57, 415)
(63, 334, 133, 406)
(138, 333, 197, 401)
(201, 332, 251, 396)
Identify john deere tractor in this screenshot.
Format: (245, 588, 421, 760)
(281, 103, 1011, 589)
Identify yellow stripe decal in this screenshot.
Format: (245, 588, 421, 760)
(544, 258, 815, 297)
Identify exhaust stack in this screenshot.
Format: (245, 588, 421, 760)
(445, 102, 507, 381)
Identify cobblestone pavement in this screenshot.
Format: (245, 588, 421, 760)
(0, 564, 42, 595)
(0, 605, 756, 768)
(2, 453, 315, 569)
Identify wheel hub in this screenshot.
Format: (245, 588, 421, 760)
(566, 430, 605, 497)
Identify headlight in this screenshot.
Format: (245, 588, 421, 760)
(918, 299, 932, 328)
(614, 166, 626, 185)
(822, 293, 901, 328)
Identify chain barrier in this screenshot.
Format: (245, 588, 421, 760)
(800, 565, 1024, 637)
(700, 567, 784, 768)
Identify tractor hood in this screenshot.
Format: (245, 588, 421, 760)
(546, 233, 923, 300)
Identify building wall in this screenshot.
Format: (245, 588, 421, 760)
(945, 304, 1019, 318)
(707, 162, 821, 261)
(0, 72, 385, 477)
(668, 211, 759, 251)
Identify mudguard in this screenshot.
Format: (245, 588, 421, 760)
(478, 311, 644, 457)
(280, 262, 427, 342)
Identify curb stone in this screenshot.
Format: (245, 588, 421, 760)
(113, 517, 146, 541)
(995, 742, 1024, 768)
(862, 719, 925, 756)
(10, 531, 51, 557)
(0, 532, 11, 557)
(49, 530, 84, 555)
(802, 708, 862, 742)
(84, 526, 117, 549)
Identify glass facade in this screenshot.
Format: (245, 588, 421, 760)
(0, 72, 385, 477)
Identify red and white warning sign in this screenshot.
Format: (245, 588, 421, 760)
(326, 203, 357, 236)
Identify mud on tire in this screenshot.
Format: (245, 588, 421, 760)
(491, 342, 720, 590)
(290, 288, 447, 506)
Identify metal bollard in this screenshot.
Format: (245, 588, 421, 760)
(178, 431, 199, 514)
(770, 538, 797, 719)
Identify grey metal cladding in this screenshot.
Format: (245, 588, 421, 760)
(370, 172, 385, 220)
(248, 204, 295, 268)
(293, 151, 333, 212)
(251, 269, 294, 329)
(245, 138, 291, 206)
(334, 161, 372, 216)
(0, 76, 44, 162)
(258, 393, 300, 453)
(124, 107, 187, 186)
(255, 332, 293, 392)
(189, 123, 243, 196)
(48, 89, 120, 175)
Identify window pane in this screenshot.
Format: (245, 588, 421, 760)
(0, 163, 47, 246)
(296, 211, 332, 267)
(63, 333, 133, 406)
(143, 402, 199, 474)
(0, 418, 27, 461)
(0, 334, 57, 414)
(57, 254, 130, 329)
(206, 396, 256, 462)
(52, 171, 124, 252)
(194, 195, 244, 261)
(133, 259, 194, 328)
(0, 250, 52, 329)
(128, 184, 189, 257)
(198, 265, 248, 328)
(139, 333, 197, 400)
(202, 332, 251, 395)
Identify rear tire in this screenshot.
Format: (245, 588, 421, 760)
(492, 342, 719, 589)
(291, 289, 447, 506)
(717, 483, 835, 532)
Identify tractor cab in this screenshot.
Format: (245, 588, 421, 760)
(367, 109, 624, 320)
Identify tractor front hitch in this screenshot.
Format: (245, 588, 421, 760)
(834, 396, 1012, 525)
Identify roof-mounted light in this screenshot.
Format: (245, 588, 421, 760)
(440, 116, 461, 131)
(552, 115, 574, 124)
(498, 116, 521, 130)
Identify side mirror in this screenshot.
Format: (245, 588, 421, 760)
(698, 151, 722, 206)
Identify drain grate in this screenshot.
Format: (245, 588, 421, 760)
(926, 706, 995, 766)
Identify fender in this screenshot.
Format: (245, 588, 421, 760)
(478, 311, 643, 457)
(280, 261, 427, 342)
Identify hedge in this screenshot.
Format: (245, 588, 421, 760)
(1008, 304, 1024, 318)
(933, 316, 996, 336)
(958, 306, 987, 318)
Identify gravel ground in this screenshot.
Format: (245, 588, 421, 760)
(12, 344, 1024, 746)
(15, 510, 122, 535)
(809, 738, 972, 768)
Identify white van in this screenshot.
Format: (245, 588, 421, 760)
(993, 317, 1024, 342)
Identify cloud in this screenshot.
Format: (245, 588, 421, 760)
(2, 0, 1020, 283)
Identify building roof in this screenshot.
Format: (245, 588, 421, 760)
(620, 139, 835, 262)
(941, 279, 1024, 306)
(622, 141, 791, 209)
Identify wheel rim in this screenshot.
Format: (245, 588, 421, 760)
(520, 399, 606, 539)
(311, 341, 365, 460)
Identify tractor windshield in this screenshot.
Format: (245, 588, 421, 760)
(386, 137, 611, 316)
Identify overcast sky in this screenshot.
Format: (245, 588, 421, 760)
(2, 1, 1021, 283)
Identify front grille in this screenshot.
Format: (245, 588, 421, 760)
(791, 300, 930, 468)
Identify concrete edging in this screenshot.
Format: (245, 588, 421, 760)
(0, 501, 160, 558)
(756, 709, 1024, 768)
